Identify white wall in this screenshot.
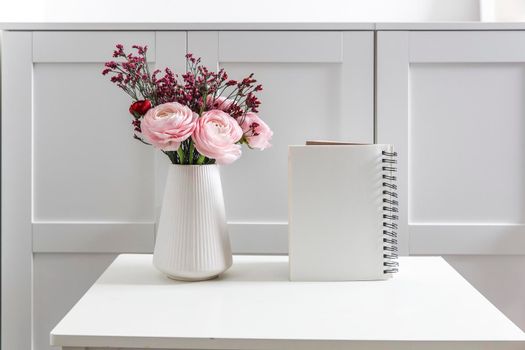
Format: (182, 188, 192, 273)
(0, 0, 480, 23)
(481, 0, 525, 21)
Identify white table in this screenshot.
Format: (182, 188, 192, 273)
(51, 254, 525, 350)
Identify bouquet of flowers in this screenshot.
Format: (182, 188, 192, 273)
(102, 44, 272, 165)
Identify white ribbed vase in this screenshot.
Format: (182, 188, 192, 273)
(153, 164, 232, 281)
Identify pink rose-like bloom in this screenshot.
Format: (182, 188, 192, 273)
(206, 95, 235, 112)
(141, 102, 197, 151)
(240, 112, 273, 150)
(193, 110, 243, 165)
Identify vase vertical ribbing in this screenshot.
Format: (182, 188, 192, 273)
(153, 164, 232, 281)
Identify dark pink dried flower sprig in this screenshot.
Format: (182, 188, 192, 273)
(102, 45, 155, 103)
(102, 45, 265, 164)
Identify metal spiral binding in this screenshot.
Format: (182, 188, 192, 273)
(382, 150, 399, 275)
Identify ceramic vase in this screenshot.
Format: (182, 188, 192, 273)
(153, 164, 232, 281)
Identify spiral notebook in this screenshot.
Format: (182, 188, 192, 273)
(288, 141, 399, 281)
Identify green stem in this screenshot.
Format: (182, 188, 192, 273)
(133, 134, 151, 146)
(162, 150, 174, 164)
(189, 141, 195, 164)
(177, 147, 185, 164)
(196, 154, 206, 165)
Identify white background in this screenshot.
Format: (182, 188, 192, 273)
(0, 0, 482, 22)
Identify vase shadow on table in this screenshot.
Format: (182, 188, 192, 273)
(97, 259, 289, 285)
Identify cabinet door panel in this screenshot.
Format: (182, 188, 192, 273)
(189, 31, 374, 252)
(33, 63, 155, 221)
(221, 62, 342, 222)
(410, 63, 525, 224)
(377, 31, 525, 255)
(30, 32, 187, 251)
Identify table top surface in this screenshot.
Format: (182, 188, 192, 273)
(51, 254, 525, 349)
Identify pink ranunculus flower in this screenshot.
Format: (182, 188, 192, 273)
(192, 110, 243, 165)
(206, 95, 235, 112)
(240, 112, 273, 150)
(141, 102, 197, 151)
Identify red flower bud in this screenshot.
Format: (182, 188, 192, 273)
(129, 100, 152, 117)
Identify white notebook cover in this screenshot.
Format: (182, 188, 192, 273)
(288, 143, 395, 281)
